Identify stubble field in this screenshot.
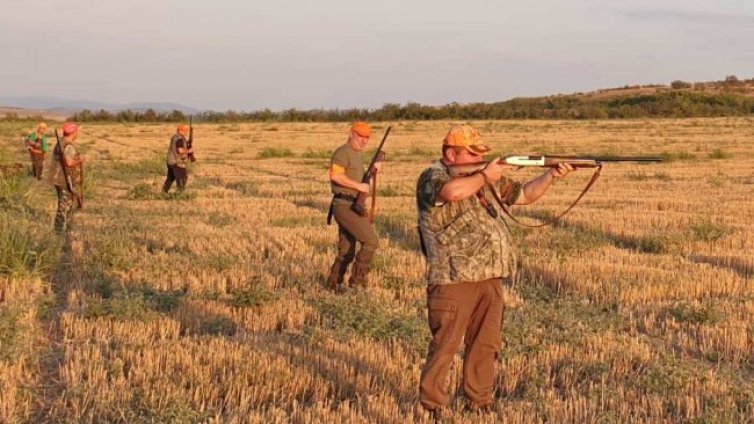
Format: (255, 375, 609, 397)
(1, 118, 753, 423)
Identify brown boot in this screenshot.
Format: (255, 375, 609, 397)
(326, 258, 350, 291)
(348, 261, 370, 288)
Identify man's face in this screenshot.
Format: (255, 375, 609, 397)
(178, 127, 189, 137)
(37, 125, 47, 134)
(348, 132, 369, 151)
(445, 147, 484, 165)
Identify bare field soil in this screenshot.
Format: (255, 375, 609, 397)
(1, 119, 753, 423)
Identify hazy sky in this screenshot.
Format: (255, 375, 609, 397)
(2, 0, 753, 111)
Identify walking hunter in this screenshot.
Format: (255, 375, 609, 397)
(325, 122, 383, 292)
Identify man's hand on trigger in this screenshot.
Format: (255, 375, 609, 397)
(481, 158, 515, 183)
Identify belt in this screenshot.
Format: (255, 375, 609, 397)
(332, 193, 357, 202)
(327, 193, 357, 225)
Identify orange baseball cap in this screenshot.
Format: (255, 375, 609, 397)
(177, 124, 189, 133)
(62, 122, 80, 136)
(350, 121, 371, 138)
(443, 124, 491, 155)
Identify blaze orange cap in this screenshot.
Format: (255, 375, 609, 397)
(62, 122, 80, 136)
(350, 121, 371, 138)
(443, 124, 491, 155)
(177, 124, 189, 133)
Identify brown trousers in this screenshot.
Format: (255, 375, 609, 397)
(162, 164, 188, 192)
(419, 278, 505, 410)
(332, 204, 379, 266)
(29, 151, 44, 180)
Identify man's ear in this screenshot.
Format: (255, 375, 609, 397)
(444, 148, 456, 164)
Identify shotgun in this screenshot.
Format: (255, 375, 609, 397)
(188, 115, 196, 162)
(448, 154, 662, 177)
(448, 154, 662, 227)
(351, 126, 391, 219)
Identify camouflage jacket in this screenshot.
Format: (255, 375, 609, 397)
(416, 161, 523, 286)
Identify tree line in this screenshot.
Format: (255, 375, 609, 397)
(43, 77, 754, 123)
(62, 92, 754, 124)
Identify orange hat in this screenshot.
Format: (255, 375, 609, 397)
(350, 121, 371, 138)
(177, 124, 189, 133)
(62, 122, 80, 136)
(443, 124, 491, 155)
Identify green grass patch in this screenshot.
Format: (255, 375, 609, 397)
(207, 212, 236, 228)
(313, 294, 427, 353)
(502, 282, 622, 358)
(549, 227, 611, 256)
(225, 180, 260, 196)
(660, 151, 696, 162)
(0, 214, 60, 278)
(0, 306, 28, 361)
(83, 292, 157, 321)
(707, 172, 728, 188)
(110, 156, 166, 179)
(227, 286, 279, 308)
(626, 171, 672, 182)
(128, 183, 158, 200)
(666, 302, 722, 325)
(709, 148, 731, 159)
(0, 173, 61, 278)
(690, 220, 731, 242)
(407, 146, 436, 159)
(376, 184, 408, 197)
(256, 147, 294, 159)
(300, 149, 331, 159)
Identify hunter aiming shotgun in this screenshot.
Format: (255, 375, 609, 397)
(352, 125, 392, 221)
(54, 129, 83, 208)
(188, 115, 196, 162)
(449, 154, 662, 227)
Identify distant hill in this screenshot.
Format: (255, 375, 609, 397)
(560, 77, 754, 100)
(0, 107, 67, 121)
(0, 96, 199, 116)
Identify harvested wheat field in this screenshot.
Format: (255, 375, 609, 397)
(1, 118, 753, 423)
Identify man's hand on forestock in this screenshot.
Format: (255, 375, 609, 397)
(549, 162, 575, 179)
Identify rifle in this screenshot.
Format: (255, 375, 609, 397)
(54, 129, 83, 209)
(187, 115, 196, 162)
(448, 154, 662, 227)
(351, 126, 392, 221)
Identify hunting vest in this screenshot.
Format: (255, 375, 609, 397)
(416, 161, 523, 286)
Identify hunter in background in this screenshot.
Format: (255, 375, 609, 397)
(163, 123, 194, 193)
(24, 122, 48, 180)
(49, 123, 85, 234)
(416, 124, 574, 415)
(325, 122, 382, 292)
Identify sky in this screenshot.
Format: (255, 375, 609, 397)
(1, 0, 753, 111)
